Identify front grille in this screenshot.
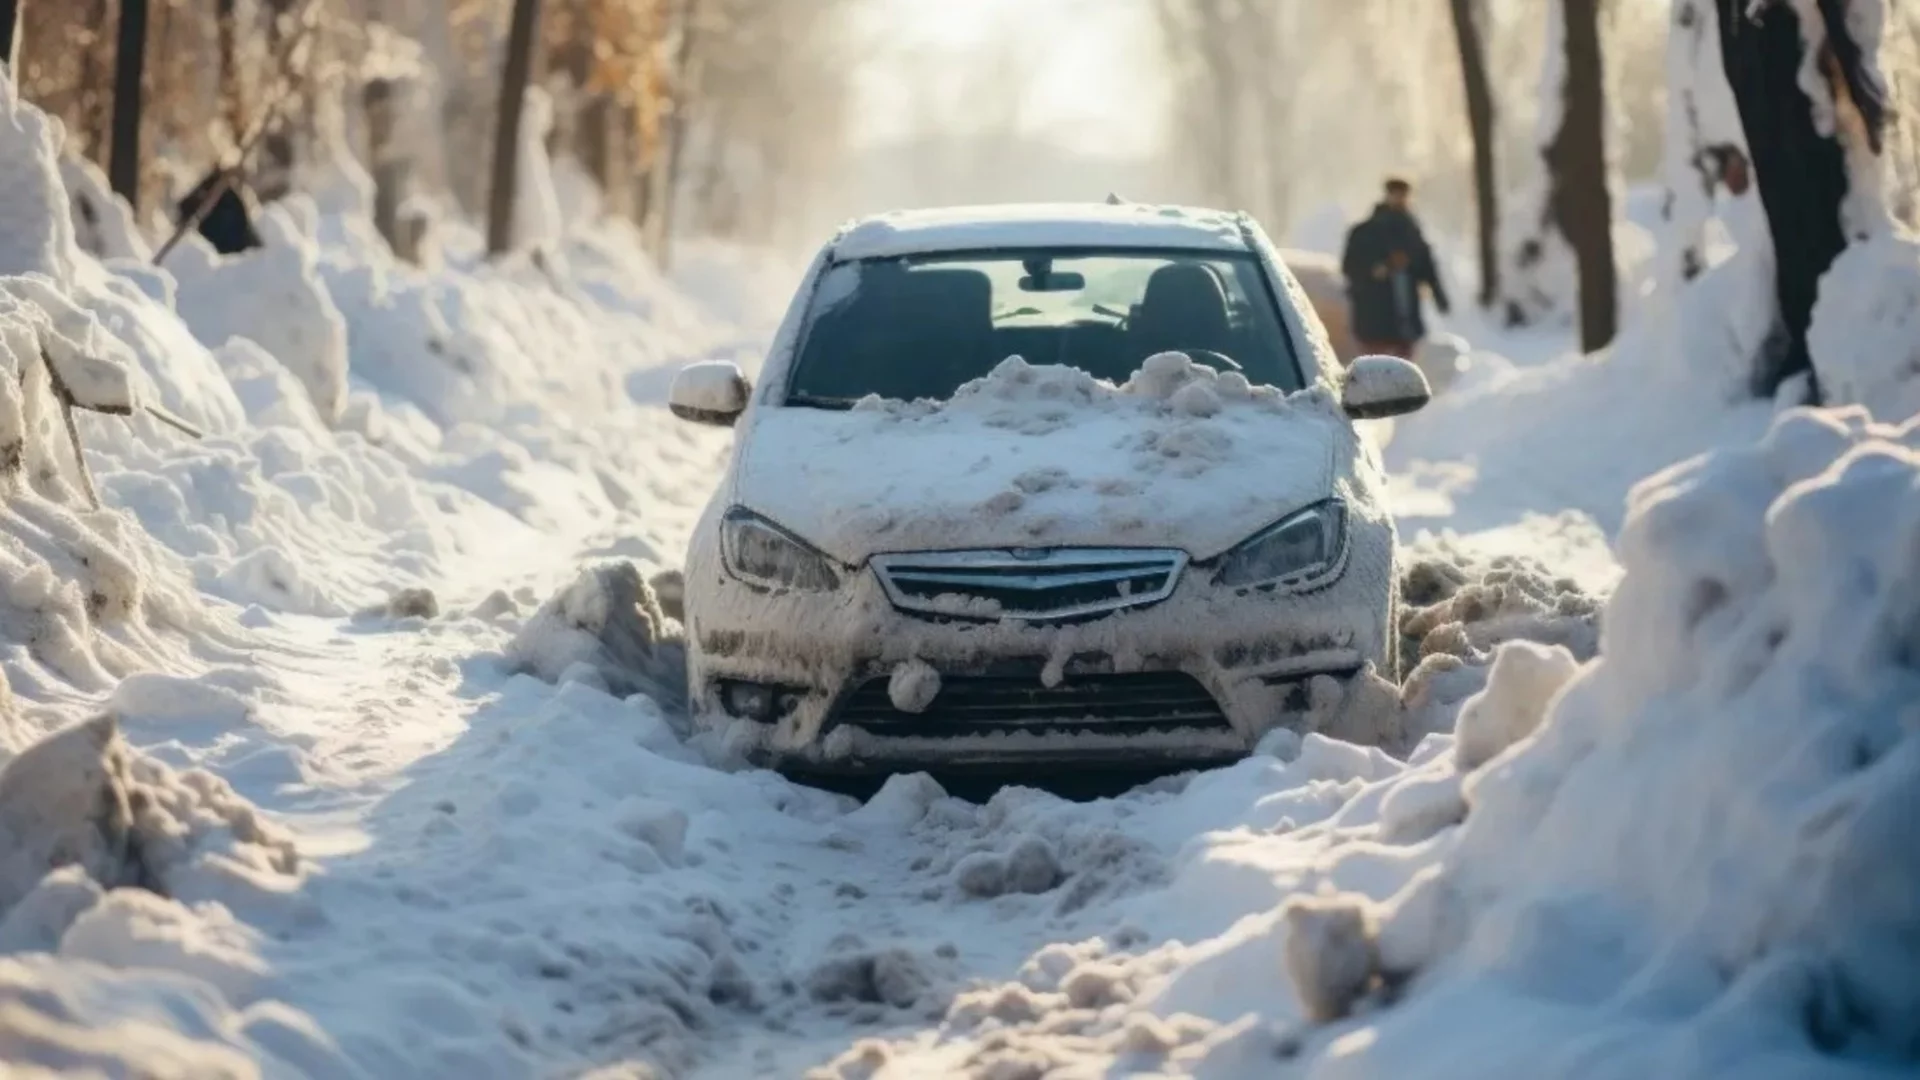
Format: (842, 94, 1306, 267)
(829, 671, 1230, 738)
(870, 548, 1186, 622)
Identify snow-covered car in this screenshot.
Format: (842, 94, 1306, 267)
(668, 203, 1432, 776)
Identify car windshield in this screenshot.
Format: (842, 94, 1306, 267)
(786, 248, 1304, 406)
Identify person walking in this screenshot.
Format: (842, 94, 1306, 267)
(1341, 178, 1450, 360)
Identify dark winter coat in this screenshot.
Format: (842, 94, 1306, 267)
(1340, 204, 1449, 344)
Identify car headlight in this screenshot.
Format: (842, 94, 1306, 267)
(720, 508, 840, 592)
(1215, 500, 1347, 588)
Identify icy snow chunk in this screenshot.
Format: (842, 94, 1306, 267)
(1451, 641, 1578, 771)
(848, 772, 947, 829)
(506, 560, 686, 708)
(1281, 893, 1378, 1022)
(805, 944, 947, 1011)
(1810, 233, 1920, 423)
(886, 658, 940, 714)
(1398, 541, 1601, 669)
(613, 797, 689, 862)
(952, 837, 1063, 899)
(382, 586, 440, 620)
(1253, 727, 1304, 763)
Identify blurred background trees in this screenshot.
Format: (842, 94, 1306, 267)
(9, 0, 856, 265)
(6, 0, 1920, 394)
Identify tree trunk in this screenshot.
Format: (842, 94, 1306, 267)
(486, 0, 544, 258)
(650, 0, 701, 267)
(109, 0, 149, 208)
(1449, 0, 1500, 309)
(1552, 0, 1617, 352)
(217, 0, 243, 141)
(1, 0, 21, 84)
(364, 77, 407, 256)
(1716, 0, 1879, 400)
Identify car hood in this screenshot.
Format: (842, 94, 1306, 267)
(732, 368, 1351, 565)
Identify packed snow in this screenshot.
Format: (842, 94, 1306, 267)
(734, 353, 1363, 564)
(0, 51, 1916, 1080)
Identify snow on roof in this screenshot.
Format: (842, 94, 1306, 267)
(829, 202, 1253, 261)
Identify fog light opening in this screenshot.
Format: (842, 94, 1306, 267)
(720, 680, 779, 722)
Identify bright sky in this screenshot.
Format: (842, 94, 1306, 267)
(851, 0, 1165, 157)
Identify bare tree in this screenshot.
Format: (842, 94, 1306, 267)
(1716, 0, 1890, 401)
(648, 0, 700, 264)
(109, 0, 149, 206)
(216, 0, 243, 141)
(1450, 0, 1500, 308)
(1503, 0, 1617, 352)
(1557, 0, 1617, 351)
(2, 0, 21, 84)
(486, 0, 543, 257)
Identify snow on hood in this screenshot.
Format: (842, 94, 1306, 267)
(734, 354, 1350, 564)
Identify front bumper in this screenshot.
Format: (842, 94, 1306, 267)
(685, 522, 1397, 774)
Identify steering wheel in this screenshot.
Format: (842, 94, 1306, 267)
(1183, 348, 1243, 373)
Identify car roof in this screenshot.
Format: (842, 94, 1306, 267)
(829, 202, 1254, 262)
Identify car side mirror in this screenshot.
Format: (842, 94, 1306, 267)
(669, 360, 752, 427)
(1341, 354, 1431, 420)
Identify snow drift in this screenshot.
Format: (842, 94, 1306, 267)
(809, 405, 1919, 1078)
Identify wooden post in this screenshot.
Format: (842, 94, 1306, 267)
(486, 0, 544, 257)
(1449, 0, 1500, 310)
(109, 0, 150, 208)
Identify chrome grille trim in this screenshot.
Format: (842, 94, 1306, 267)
(870, 548, 1187, 621)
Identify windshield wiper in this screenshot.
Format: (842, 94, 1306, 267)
(786, 393, 859, 410)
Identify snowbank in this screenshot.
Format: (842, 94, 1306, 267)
(0, 70, 742, 1078)
(1387, 241, 1777, 536)
(169, 205, 352, 425)
(1810, 231, 1920, 422)
(811, 405, 1920, 1078)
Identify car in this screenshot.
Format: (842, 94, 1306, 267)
(667, 203, 1431, 777)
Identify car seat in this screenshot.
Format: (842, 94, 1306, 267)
(1128, 262, 1236, 365)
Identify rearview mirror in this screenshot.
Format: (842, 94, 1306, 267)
(1341, 354, 1431, 420)
(1018, 271, 1086, 292)
(669, 360, 752, 427)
